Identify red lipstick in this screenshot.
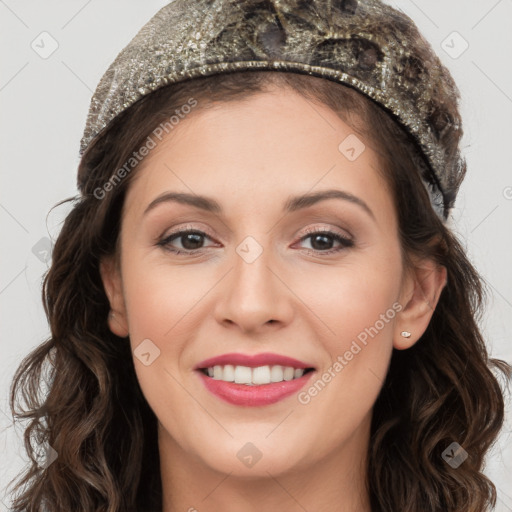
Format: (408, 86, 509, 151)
(194, 352, 316, 407)
(194, 352, 314, 370)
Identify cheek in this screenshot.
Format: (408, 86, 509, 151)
(293, 261, 400, 430)
(291, 249, 402, 399)
(291, 252, 402, 346)
(121, 259, 210, 438)
(123, 258, 209, 342)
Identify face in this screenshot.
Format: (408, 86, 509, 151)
(101, 86, 445, 481)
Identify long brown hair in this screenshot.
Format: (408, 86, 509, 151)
(8, 70, 512, 512)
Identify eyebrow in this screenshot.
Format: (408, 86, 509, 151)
(143, 189, 375, 220)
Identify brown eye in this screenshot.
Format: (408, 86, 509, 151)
(174, 232, 205, 250)
(157, 229, 217, 254)
(298, 229, 354, 255)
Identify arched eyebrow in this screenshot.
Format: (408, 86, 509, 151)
(283, 189, 375, 221)
(144, 192, 222, 215)
(143, 189, 375, 221)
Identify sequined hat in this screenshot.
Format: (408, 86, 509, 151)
(79, 0, 467, 221)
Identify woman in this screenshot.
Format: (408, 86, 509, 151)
(8, 0, 511, 510)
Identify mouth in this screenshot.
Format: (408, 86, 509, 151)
(193, 353, 317, 406)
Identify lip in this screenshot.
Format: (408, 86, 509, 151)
(196, 370, 316, 407)
(194, 352, 316, 407)
(194, 352, 314, 370)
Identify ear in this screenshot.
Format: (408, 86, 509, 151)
(394, 257, 447, 350)
(99, 255, 129, 338)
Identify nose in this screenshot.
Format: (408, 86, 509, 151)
(213, 241, 294, 334)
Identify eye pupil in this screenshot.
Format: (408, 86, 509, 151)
(181, 232, 203, 250)
(311, 234, 333, 250)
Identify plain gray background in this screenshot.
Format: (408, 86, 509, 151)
(1, 0, 511, 509)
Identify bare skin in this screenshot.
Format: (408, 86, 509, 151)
(101, 86, 447, 512)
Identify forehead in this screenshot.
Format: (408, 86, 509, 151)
(123, 88, 395, 227)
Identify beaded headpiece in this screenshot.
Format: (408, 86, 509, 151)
(79, 0, 467, 221)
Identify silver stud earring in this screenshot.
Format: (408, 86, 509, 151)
(401, 331, 411, 338)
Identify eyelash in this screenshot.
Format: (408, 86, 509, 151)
(156, 226, 354, 256)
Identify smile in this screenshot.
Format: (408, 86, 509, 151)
(194, 352, 316, 406)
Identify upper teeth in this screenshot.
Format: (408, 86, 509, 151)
(205, 365, 306, 385)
